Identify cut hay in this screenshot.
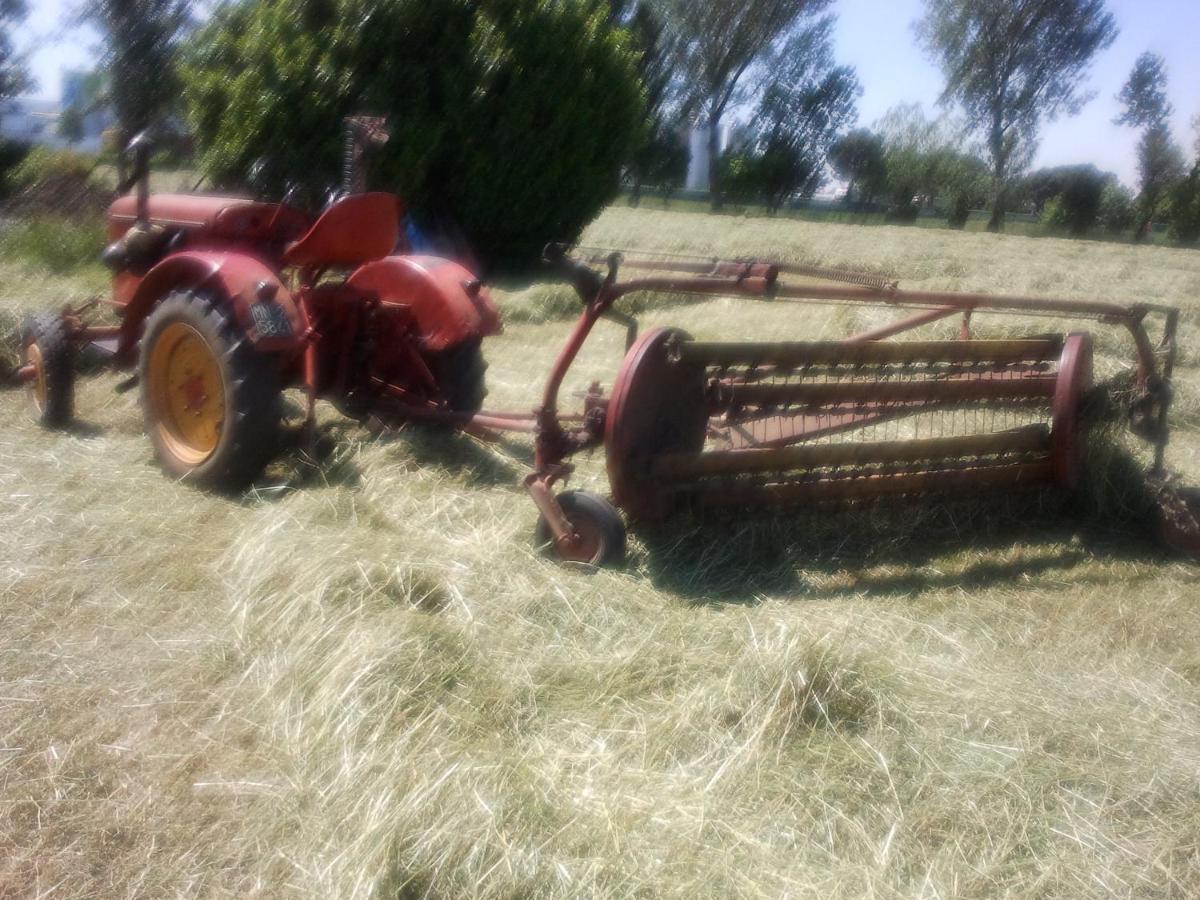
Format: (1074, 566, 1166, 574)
(1, 206, 1198, 897)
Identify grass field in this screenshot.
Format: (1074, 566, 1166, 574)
(2, 206, 1199, 898)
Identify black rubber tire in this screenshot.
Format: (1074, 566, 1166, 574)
(139, 291, 282, 491)
(430, 338, 488, 413)
(20, 312, 75, 428)
(534, 490, 627, 567)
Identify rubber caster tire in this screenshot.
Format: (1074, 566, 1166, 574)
(20, 313, 75, 428)
(535, 490, 626, 567)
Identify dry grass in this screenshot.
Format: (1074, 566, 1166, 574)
(1, 208, 1199, 898)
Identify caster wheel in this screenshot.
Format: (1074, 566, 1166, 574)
(535, 490, 626, 567)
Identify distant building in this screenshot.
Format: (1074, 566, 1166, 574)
(0, 98, 62, 145)
(685, 120, 755, 192)
(0, 69, 111, 153)
(686, 120, 732, 192)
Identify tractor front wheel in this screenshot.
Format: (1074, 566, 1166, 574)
(139, 291, 282, 491)
(535, 490, 626, 567)
(20, 313, 75, 428)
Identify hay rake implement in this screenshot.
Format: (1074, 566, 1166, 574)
(514, 245, 1196, 563)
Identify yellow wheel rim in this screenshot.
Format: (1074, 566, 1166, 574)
(148, 322, 226, 466)
(24, 342, 47, 414)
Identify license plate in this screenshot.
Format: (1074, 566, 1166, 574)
(250, 301, 292, 339)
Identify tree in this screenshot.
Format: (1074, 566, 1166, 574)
(875, 103, 953, 220)
(748, 16, 860, 211)
(1115, 52, 1171, 129)
(1028, 164, 1107, 235)
(1168, 164, 1200, 244)
(0, 0, 29, 109)
(655, 0, 832, 210)
(78, 0, 192, 178)
(936, 150, 989, 227)
(616, 2, 686, 205)
(1098, 177, 1135, 235)
(829, 129, 887, 205)
(1168, 118, 1200, 244)
(917, 0, 1118, 232)
(628, 130, 688, 205)
(58, 106, 85, 145)
(1115, 53, 1185, 241)
(184, 0, 643, 267)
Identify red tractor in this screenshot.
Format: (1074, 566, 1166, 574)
(20, 121, 500, 488)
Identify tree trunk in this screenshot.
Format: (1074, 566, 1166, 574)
(707, 112, 722, 212)
(987, 193, 1006, 232)
(114, 127, 129, 190)
(630, 176, 642, 207)
(1134, 215, 1152, 243)
(1133, 191, 1157, 243)
(987, 117, 1007, 233)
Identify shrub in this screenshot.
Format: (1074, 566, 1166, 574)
(9, 147, 95, 193)
(0, 138, 32, 198)
(1167, 165, 1200, 244)
(0, 214, 107, 273)
(1032, 165, 1106, 235)
(1098, 179, 1136, 235)
(3, 146, 110, 215)
(181, 0, 643, 269)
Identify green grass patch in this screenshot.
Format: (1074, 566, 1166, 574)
(0, 214, 106, 274)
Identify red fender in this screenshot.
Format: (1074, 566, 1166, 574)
(346, 255, 502, 352)
(117, 251, 305, 360)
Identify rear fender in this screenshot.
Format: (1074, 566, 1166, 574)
(346, 255, 502, 353)
(118, 251, 304, 360)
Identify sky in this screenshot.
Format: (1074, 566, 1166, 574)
(13, 0, 1200, 188)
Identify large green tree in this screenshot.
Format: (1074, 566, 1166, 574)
(183, 0, 643, 268)
(1115, 52, 1185, 241)
(917, 0, 1117, 232)
(78, 0, 193, 178)
(611, 1, 688, 205)
(655, 0, 832, 210)
(828, 129, 887, 205)
(1167, 117, 1200, 244)
(747, 16, 860, 211)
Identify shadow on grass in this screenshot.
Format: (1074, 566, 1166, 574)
(379, 426, 528, 487)
(62, 418, 105, 438)
(634, 488, 1165, 606)
(247, 414, 533, 506)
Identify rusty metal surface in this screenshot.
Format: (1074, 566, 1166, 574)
(684, 460, 1056, 510)
(718, 374, 1058, 407)
(603, 326, 1083, 519)
(682, 338, 1064, 367)
(1050, 333, 1093, 490)
(652, 428, 1051, 480)
(605, 327, 708, 519)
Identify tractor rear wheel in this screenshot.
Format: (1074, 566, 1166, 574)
(535, 490, 626, 567)
(139, 291, 282, 491)
(430, 338, 488, 413)
(20, 313, 75, 428)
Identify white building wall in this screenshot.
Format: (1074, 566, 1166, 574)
(685, 122, 731, 192)
(1, 97, 108, 153)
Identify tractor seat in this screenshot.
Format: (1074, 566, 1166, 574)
(283, 192, 401, 268)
